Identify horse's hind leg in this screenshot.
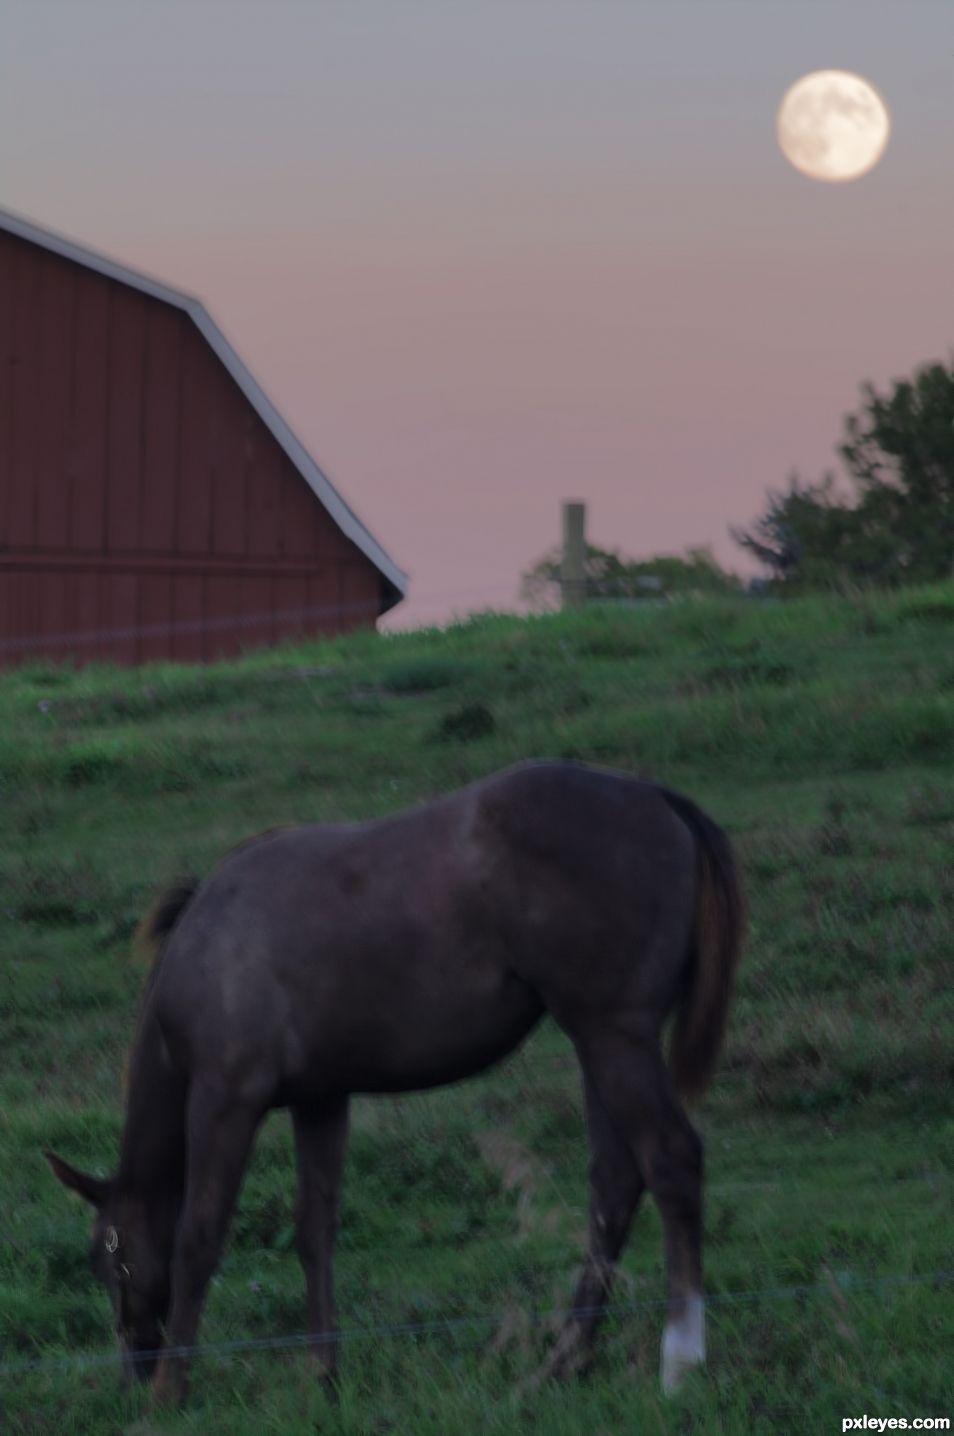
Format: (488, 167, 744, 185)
(543, 1070, 646, 1381)
(291, 1097, 350, 1382)
(583, 1029, 705, 1395)
(153, 1083, 264, 1405)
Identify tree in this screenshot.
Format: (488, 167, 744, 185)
(730, 472, 871, 590)
(520, 543, 741, 610)
(734, 358, 954, 589)
(839, 363, 954, 582)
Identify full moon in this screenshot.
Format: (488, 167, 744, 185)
(776, 70, 891, 182)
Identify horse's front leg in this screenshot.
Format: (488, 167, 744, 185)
(291, 1097, 350, 1382)
(153, 1084, 263, 1406)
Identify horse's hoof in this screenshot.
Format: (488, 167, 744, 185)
(660, 1295, 705, 1395)
(314, 1366, 341, 1402)
(515, 1368, 544, 1399)
(520, 1342, 592, 1394)
(151, 1362, 187, 1408)
(660, 1349, 704, 1396)
(549, 1351, 592, 1384)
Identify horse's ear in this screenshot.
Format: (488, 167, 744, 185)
(45, 1151, 111, 1208)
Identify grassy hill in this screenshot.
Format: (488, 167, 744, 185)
(1, 586, 952, 1433)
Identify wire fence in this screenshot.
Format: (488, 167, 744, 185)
(0, 583, 527, 657)
(2, 1268, 951, 1380)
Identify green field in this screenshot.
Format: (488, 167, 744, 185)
(1, 587, 952, 1434)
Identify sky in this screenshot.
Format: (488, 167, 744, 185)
(1, 0, 951, 628)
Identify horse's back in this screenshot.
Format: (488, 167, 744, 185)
(151, 787, 538, 1095)
(151, 762, 699, 1096)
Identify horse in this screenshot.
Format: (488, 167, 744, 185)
(47, 758, 744, 1406)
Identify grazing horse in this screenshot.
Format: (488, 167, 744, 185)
(47, 759, 744, 1405)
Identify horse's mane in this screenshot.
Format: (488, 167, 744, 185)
(123, 877, 200, 1095)
(133, 828, 295, 973)
(134, 877, 200, 971)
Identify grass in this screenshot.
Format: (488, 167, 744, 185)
(0, 584, 952, 1433)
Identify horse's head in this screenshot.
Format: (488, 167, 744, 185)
(45, 1152, 171, 1380)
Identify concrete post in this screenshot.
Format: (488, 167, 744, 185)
(561, 501, 586, 609)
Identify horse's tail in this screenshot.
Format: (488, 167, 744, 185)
(660, 790, 745, 1101)
(123, 879, 199, 1097)
(133, 877, 200, 969)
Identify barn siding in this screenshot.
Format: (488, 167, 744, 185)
(171, 575, 204, 664)
(106, 286, 148, 553)
(0, 226, 397, 666)
(10, 240, 41, 547)
(35, 254, 73, 550)
(239, 573, 273, 653)
(38, 569, 67, 662)
(175, 326, 214, 557)
(0, 237, 12, 553)
(72, 572, 103, 662)
(340, 559, 379, 629)
(208, 361, 247, 556)
(245, 420, 282, 559)
(139, 305, 182, 553)
(138, 571, 173, 664)
(69, 271, 111, 552)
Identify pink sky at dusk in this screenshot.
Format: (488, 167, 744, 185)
(2, 0, 951, 628)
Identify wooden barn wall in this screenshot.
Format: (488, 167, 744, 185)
(0, 229, 389, 665)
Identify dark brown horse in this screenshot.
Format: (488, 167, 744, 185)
(47, 759, 743, 1404)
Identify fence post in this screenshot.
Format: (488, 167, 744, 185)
(561, 501, 586, 609)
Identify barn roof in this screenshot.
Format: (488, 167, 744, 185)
(0, 205, 407, 610)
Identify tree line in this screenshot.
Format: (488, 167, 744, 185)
(522, 357, 954, 603)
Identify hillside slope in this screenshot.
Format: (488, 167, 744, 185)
(1, 586, 951, 1432)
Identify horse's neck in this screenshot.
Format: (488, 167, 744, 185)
(116, 1005, 187, 1198)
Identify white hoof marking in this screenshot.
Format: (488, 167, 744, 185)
(660, 1292, 705, 1395)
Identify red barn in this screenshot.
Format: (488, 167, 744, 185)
(0, 207, 406, 666)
